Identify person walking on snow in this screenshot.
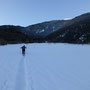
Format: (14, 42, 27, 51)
(21, 45, 26, 56)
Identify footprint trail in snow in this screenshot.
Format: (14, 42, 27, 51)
(15, 56, 27, 90)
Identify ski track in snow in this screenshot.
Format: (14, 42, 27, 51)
(14, 56, 27, 90)
(0, 43, 90, 90)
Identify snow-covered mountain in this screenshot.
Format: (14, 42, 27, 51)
(23, 13, 90, 38)
(0, 12, 90, 44)
(46, 13, 90, 44)
(19, 13, 90, 40)
(24, 20, 71, 38)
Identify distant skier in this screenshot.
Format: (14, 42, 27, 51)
(21, 45, 26, 56)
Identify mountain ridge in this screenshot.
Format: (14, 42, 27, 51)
(0, 12, 90, 45)
(46, 13, 90, 44)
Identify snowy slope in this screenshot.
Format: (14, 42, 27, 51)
(47, 13, 90, 44)
(22, 13, 90, 38)
(0, 44, 90, 90)
(25, 20, 71, 38)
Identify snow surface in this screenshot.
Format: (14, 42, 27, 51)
(0, 43, 90, 90)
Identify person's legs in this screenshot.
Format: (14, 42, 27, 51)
(22, 50, 25, 56)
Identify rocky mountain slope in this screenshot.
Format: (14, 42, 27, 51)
(46, 13, 90, 44)
(25, 20, 71, 38)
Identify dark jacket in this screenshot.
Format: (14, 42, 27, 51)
(21, 45, 26, 55)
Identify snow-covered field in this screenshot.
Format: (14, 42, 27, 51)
(0, 43, 90, 90)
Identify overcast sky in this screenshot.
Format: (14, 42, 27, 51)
(0, 0, 89, 26)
